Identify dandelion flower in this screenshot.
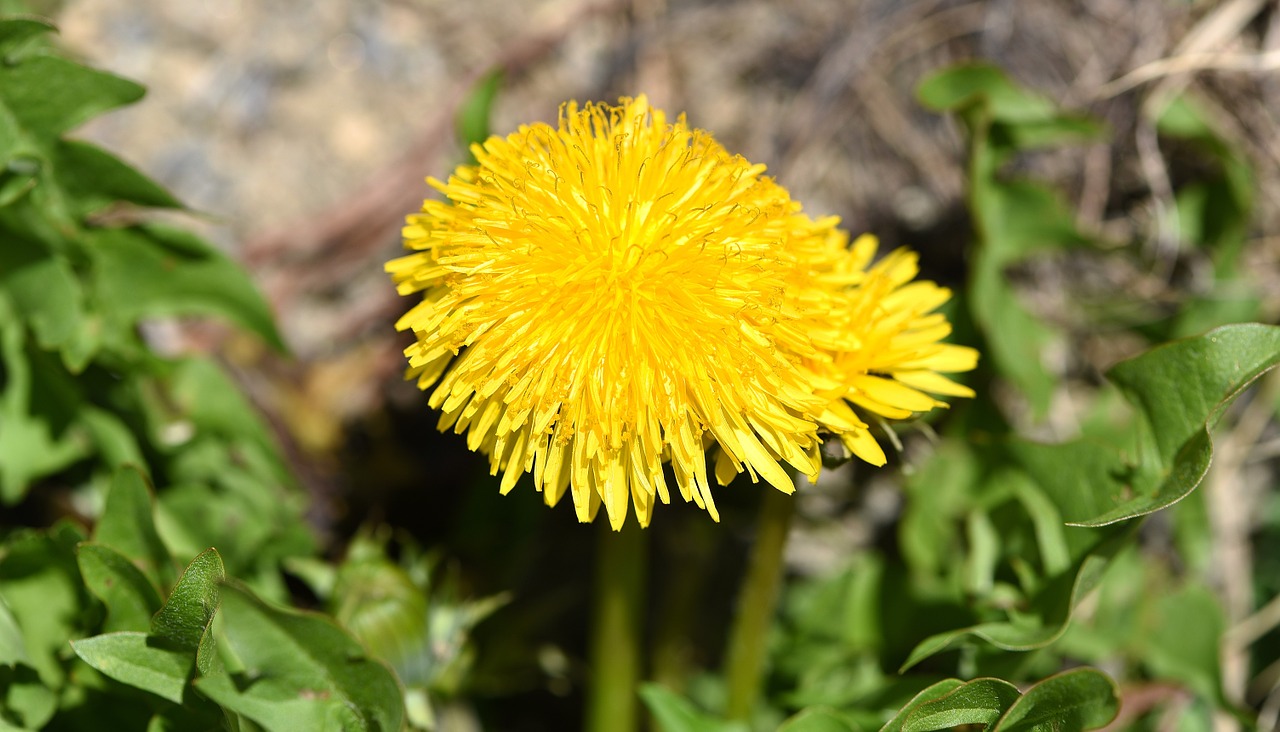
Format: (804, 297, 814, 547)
(802, 234, 979, 468)
(387, 95, 975, 529)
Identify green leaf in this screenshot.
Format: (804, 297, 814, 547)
(1003, 117, 1103, 150)
(167, 359, 283, 470)
(1009, 480, 1071, 576)
(993, 669, 1118, 731)
(0, 319, 88, 501)
(191, 677, 348, 731)
(151, 548, 224, 652)
(51, 139, 182, 217)
(154, 472, 312, 605)
(964, 509, 999, 597)
(917, 64, 1057, 123)
(969, 183, 1090, 414)
(902, 678, 1020, 731)
(1157, 95, 1253, 267)
(900, 523, 1132, 670)
(87, 224, 284, 350)
(457, 70, 503, 164)
(0, 597, 25, 667)
(0, 596, 58, 731)
(919, 63, 1100, 416)
(0, 523, 90, 687)
(1007, 439, 1133, 530)
(1075, 323, 1279, 525)
(94, 466, 174, 589)
(1140, 585, 1225, 706)
(1112, 323, 1279, 464)
(779, 706, 857, 732)
(76, 543, 163, 633)
(639, 684, 746, 732)
(0, 664, 56, 731)
(0, 232, 83, 353)
(879, 680, 965, 732)
(193, 582, 404, 732)
(0, 53, 143, 139)
(1169, 288, 1261, 342)
(0, 17, 56, 54)
(330, 554, 428, 684)
(70, 631, 193, 704)
(0, 154, 39, 207)
(80, 407, 146, 470)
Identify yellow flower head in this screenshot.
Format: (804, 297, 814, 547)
(387, 95, 976, 529)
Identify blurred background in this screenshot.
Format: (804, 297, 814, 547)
(25, 0, 1280, 728)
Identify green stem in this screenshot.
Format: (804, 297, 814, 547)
(586, 518, 647, 732)
(724, 486, 796, 722)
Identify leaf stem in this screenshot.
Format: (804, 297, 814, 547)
(586, 518, 647, 732)
(724, 486, 796, 722)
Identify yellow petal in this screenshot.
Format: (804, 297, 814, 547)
(893, 369, 975, 398)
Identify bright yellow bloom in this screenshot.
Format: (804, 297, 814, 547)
(801, 236, 979, 468)
(387, 95, 976, 529)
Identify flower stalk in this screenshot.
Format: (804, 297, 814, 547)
(586, 519, 647, 732)
(723, 485, 797, 721)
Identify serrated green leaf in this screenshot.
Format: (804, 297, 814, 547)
(95, 466, 174, 589)
(70, 631, 192, 704)
(639, 684, 746, 732)
(51, 139, 182, 216)
(151, 548, 224, 652)
(76, 543, 163, 633)
(993, 668, 1118, 732)
(903, 678, 1020, 732)
(0, 53, 143, 139)
(87, 225, 284, 351)
(879, 680, 966, 732)
(193, 581, 403, 732)
(779, 706, 856, 732)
